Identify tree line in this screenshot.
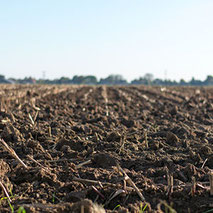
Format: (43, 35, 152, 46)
(1, 73, 213, 86)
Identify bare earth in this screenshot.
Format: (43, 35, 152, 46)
(0, 85, 212, 212)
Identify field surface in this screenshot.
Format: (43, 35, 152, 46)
(0, 85, 213, 213)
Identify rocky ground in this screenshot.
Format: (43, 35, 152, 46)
(0, 85, 212, 213)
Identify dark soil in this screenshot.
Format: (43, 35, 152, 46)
(0, 85, 212, 212)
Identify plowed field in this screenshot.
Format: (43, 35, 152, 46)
(0, 85, 213, 212)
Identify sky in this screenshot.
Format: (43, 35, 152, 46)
(0, 0, 213, 82)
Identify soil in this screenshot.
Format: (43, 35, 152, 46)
(0, 85, 212, 212)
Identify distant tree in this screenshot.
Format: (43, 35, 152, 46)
(72, 75, 85, 84)
(131, 73, 154, 85)
(83, 75, 97, 84)
(58, 77, 71, 84)
(190, 77, 203, 86)
(180, 79, 187, 86)
(3, 73, 213, 86)
(17, 77, 36, 84)
(0, 74, 11, 84)
(144, 73, 154, 82)
(131, 77, 148, 85)
(71, 75, 97, 84)
(99, 74, 127, 85)
(204, 75, 213, 85)
(0, 75, 5, 80)
(152, 78, 164, 85)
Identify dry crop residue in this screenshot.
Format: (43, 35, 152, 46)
(0, 85, 212, 212)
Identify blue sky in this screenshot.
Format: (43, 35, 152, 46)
(0, 0, 212, 81)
